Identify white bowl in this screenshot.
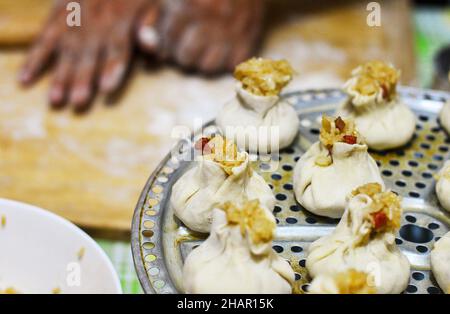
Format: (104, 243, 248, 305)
(0, 199, 122, 294)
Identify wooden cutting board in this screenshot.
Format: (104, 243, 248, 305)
(0, 0, 416, 231)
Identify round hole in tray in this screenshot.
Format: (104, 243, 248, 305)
(409, 192, 420, 198)
(310, 128, 320, 135)
(408, 160, 419, 167)
(419, 115, 429, 122)
(420, 143, 431, 150)
(286, 217, 298, 224)
(438, 145, 448, 153)
(405, 215, 416, 223)
(402, 170, 413, 177)
(272, 173, 282, 180)
(290, 205, 301, 212)
(412, 272, 425, 281)
(273, 205, 282, 213)
(422, 172, 433, 179)
(390, 160, 400, 166)
(428, 164, 438, 170)
(427, 287, 441, 294)
(431, 126, 441, 133)
(276, 194, 287, 201)
(406, 285, 418, 293)
(395, 238, 403, 245)
(414, 152, 424, 159)
(382, 170, 393, 177)
(283, 164, 293, 171)
(299, 259, 306, 267)
(273, 245, 283, 253)
(433, 155, 444, 161)
(305, 217, 317, 224)
(283, 183, 293, 191)
(399, 224, 434, 244)
(415, 182, 426, 189)
(428, 223, 440, 230)
(295, 274, 301, 281)
(396, 180, 407, 187)
(416, 245, 428, 253)
(291, 246, 303, 253)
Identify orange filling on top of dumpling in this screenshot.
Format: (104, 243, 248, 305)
(221, 200, 275, 244)
(234, 58, 294, 97)
(194, 135, 245, 175)
(353, 60, 400, 101)
(334, 270, 376, 294)
(315, 116, 362, 167)
(352, 183, 402, 236)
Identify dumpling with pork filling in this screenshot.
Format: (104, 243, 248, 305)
(182, 200, 295, 294)
(171, 135, 275, 233)
(293, 115, 384, 218)
(216, 58, 300, 153)
(306, 183, 411, 294)
(337, 60, 416, 151)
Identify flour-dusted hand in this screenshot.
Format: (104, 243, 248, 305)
(19, 0, 152, 111)
(137, 0, 265, 74)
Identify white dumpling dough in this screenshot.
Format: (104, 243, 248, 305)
(336, 62, 416, 151)
(431, 232, 450, 294)
(183, 204, 295, 294)
(436, 161, 450, 212)
(440, 101, 450, 134)
(217, 83, 299, 153)
(171, 149, 275, 233)
(294, 136, 384, 218)
(306, 184, 410, 294)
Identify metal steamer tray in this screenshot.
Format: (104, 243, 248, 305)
(131, 87, 450, 294)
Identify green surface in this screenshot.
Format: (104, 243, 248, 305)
(94, 7, 450, 294)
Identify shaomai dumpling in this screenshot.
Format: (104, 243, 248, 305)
(293, 116, 384, 218)
(171, 136, 275, 233)
(216, 58, 300, 153)
(308, 269, 376, 294)
(182, 200, 295, 294)
(337, 60, 416, 151)
(306, 183, 410, 294)
(436, 161, 450, 212)
(440, 101, 450, 134)
(431, 232, 450, 294)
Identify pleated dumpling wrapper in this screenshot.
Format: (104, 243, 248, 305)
(216, 58, 300, 153)
(436, 160, 450, 212)
(431, 232, 450, 294)
(337, 60, 416, 151)
(440, 101, 450, 134)
(308, 269, 376, 294)
(293, 116, 384, 218)
(171, 135, 275, 233)
(182, 200, 295, 294)
(306, 183, 410, 294)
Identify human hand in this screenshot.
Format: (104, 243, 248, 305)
(19, 0, 151, 111)
(137, 0, 265, 74)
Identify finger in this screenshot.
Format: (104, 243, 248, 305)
(137, 4, 161, 54)
(199, 41, 230, 74)
(68, 43, 100, 110)
(48, 49, 77, 107)
(174, 24, 208, 69)
(19, 24, 60, 85)
(99, 31, 131, 94)
(159, 2, 190, 60)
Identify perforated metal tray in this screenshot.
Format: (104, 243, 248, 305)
(131, 87, 450, 294)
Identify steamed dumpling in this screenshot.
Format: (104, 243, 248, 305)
(306, 183, 410, 294)
(441, 101, 450, 134)
(308, 269, 376, 294)
(431, 232, 450, 294)
(171, 136, 275, 233)
(182, 200, 295, 294)
(337, 60, 416, 151)
(216, 58, 299, 153)
(293, 116, 384, 218)
(436, 161, 450, 212)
